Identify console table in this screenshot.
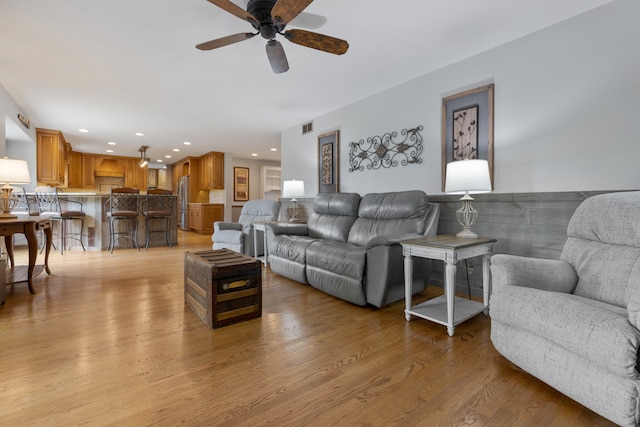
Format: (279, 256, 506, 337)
(401, 235, 496, 336)
(1, 216, 52, 294)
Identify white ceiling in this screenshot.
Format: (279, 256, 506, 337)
(0, 0, 612, 164)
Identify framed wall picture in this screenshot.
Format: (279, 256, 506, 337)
(441, 83, 494, 191)
(233, 167, 249, 201)
(318, 130, 339, 193)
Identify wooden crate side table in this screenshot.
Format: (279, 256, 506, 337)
(401, 235, 497, 336)
(184, 249, 262, 329)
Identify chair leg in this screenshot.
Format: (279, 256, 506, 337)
(78, 218, 86, 251)
(145, 216, 150, 251)
(108, 218, 115, 253)
(165, 217, 172, 249)
(132, 217, 140, 251)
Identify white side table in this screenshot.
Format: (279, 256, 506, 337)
(400, 234, 497, 336)
(252, 222, 270, 265)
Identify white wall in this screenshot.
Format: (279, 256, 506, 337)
(281, 0, 640, 196)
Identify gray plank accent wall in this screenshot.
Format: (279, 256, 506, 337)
(428, 190, 636, 296)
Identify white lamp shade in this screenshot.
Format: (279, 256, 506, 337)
(0, 158, 31, 184)
(445, 159, 492, 195)
(282, 179, 305, 198)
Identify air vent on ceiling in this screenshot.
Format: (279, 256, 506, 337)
(302, 122, 313, 135)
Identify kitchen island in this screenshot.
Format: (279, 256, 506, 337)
(26, 193, 179, 251)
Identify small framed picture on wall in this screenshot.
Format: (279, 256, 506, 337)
(318, 130, 339, 193)
(441, 83, 494, 191)
(233, 167, 249, 201)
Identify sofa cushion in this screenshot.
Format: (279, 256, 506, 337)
(307, 193, 360, 242)
(490, 286, 640, 378)
(562, 238, 640, 308)
(269, 234, 318, 265)
(305, 240, 366, 281)
(348, 190, 429, 247)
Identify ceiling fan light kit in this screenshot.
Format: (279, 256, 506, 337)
(198, 0, 349, 73)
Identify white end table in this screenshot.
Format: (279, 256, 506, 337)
(252, 222, 270, 266)
(401, 234, 497, 336)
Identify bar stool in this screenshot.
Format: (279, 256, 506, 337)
(141, 189, 174, 250)
(105, 187, 140, 252)
(34, 186, 86, 254)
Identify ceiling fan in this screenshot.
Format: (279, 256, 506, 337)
(197, 0, 349, 74)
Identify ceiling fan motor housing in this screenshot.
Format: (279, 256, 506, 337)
(247, 0, 282, 39)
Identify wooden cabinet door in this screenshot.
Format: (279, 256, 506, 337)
(80, 155, 96, 188)
(212, 152, 224, 189)
(36, 129, 65, 185)
(124, 159, 147, 190)
(68, 152, 82, 188)
(199, 155, 213, 190)
(188, 205, 202, 232)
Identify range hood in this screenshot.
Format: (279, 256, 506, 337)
(95, 158, 124, 177)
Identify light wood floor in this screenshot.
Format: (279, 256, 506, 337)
(1, 231, 613, 426)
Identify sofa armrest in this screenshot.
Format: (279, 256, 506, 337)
(212, 229, 244, 245)
(491, 254, 578, 293)
(268, 222, 308, 236)
(214, 222, 242, 233)
(364, 233, 422, 250)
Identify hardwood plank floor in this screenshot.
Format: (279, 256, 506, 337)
(0, 231, 613, 426)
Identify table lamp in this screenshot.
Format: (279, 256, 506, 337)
(0, 157, 31, 220)
(282, 179, 305, 222)
(444, 159, 492, 239)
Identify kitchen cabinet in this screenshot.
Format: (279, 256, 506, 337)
(123, 158, 147, 190)
(199, 152, 224, 190)
(68, 151, 83, 188)
(36, 128, 67, 185)
(81, 155, 96, 188)
(188, 203, 223, 234)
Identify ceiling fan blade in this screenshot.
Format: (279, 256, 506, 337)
(271, 0, 314, 26)
(266, 40, 289, 74)
(196, 32, 256, 50)
(289, 12, 327, 30)
(284, 29, 348, 55)
(207, 0, 258, 27)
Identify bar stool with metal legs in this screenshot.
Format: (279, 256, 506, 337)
(34, 186, 86, 254)
(105, 187, 140, 252)
(141, 189, 174, 250)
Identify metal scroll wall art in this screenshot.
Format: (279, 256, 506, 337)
(348, 125, 423, 173)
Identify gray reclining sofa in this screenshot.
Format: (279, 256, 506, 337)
(268, 190, 440, 307)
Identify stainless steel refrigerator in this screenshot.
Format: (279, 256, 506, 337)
(177, 176, 190, 230)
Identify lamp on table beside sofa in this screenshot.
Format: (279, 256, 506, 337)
(0, 157, 31, 220)
(282, 179, 304, 222)
(444, 159, 492, 238)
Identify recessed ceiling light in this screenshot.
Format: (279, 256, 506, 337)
(107, 141, 116, 145)
(270, 148, 278, 151)
(106, 149, 114, 153)
(183, 141, 191, 145)
(79, 128, 88, 133)
(173, 148, 180, 152)
(165, 155, 172, 158)
(135, 132, 144, 136)
(251, 153, 258, 157)
(156, 159, 163, 163)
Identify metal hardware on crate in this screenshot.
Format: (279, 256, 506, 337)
(348, 125, 423, 172)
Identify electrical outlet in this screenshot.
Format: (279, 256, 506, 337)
(467, 260, 474, 275)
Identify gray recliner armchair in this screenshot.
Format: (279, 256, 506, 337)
(212, 199, 280, 256)
(490, 191, 640, 427)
